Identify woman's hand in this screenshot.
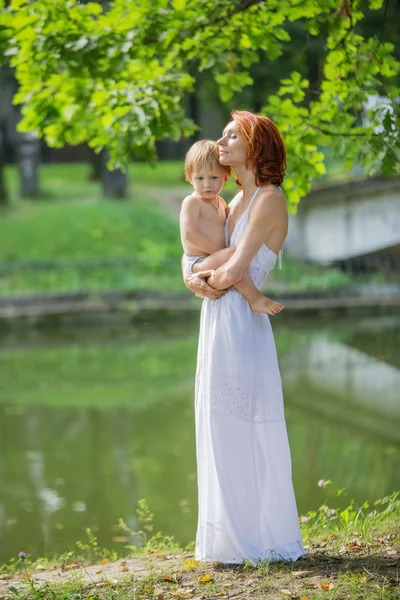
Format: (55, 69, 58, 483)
(185, 270, 227, 300)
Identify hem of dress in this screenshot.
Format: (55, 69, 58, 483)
(195, 546, 306, 566)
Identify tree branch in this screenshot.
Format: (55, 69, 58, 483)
(380, 0, 389, 41)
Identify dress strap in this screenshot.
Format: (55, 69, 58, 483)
(247, 186, 260, 210)
(278, 247, 283, 270)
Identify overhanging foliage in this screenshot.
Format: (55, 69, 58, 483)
(0, 0, 399, 209)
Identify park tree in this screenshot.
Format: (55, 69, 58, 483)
(0, 0, 399, 210)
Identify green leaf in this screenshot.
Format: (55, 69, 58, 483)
(173, 0, 186, 10)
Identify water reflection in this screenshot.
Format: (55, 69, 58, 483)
(0, 316, 399, 564)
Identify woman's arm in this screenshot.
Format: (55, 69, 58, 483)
(208, 188, 288, 290)
(181, 256, 227, 300)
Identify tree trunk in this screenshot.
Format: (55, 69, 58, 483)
(16, 131, 40, 199)
(101, 151, 128, 199)
(88, 147, 103, 181)
(0, 127, 8, 206)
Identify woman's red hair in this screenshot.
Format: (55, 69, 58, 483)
(231, 110, 286, 187)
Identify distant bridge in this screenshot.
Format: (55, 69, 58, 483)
(286, 176, 400, 265)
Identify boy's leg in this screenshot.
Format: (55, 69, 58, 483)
(191, 248, 235, 273)
(235, 272, 285, 315)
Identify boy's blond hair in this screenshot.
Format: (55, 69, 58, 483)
(184, 139, 231, 182)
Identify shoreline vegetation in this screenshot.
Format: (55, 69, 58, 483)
(1, 489, 399, 600)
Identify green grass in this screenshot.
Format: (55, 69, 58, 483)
(4, 162, 186, 203)
(1, 164, 186, 295)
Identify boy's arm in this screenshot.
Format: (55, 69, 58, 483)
(180, 197, 222, 255)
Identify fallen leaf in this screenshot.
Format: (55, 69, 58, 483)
(321, 581, 335, 591)
(184, 559, 200, 569)
(197, 573, 212, 583)
(112, 536, 128, 543)
(120, 566, 129, 572)
(99, 560, 110, 565)
(141, 586, 154, 595)
(306, 583, 318, 589)
(162, 574, 178, 583)
(355, 572, 367, 579)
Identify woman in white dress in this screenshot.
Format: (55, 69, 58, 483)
(184, 110, 304, 565)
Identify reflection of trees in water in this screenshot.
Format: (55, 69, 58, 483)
(0, 335, 198, 408)
(346, 327, 400, 370)
(282, 329, 400, 513)
(0, 392, 197, 563)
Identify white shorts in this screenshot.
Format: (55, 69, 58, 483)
(183, 255, 207, 277)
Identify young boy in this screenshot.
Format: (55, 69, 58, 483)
(180, 139, 284, 315)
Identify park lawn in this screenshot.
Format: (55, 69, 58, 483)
(1, 164, 186, 295)
(4, 161, 186, 204)
(0, 162, 375, 297)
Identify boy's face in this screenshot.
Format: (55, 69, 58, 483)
(190, 167, 228, 199)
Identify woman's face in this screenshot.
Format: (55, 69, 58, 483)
(217, 121, 247, 167)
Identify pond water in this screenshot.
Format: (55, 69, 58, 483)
(0, 313, 399, 565)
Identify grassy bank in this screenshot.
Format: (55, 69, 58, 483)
(1, 490, 399, 600)
(1, 164, 186, 295)
(0, 163, 391, 298)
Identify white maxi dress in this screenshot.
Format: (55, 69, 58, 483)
(194, 187, 304, 565)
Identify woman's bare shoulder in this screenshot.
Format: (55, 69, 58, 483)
(256, 185, 287, 216)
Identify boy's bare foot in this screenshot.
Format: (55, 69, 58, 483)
(251, 295, 284, 315)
